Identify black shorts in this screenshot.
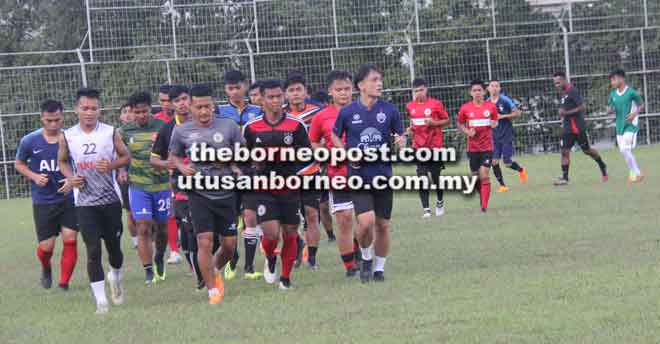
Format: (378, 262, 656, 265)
(352, 188, 394, 220)
(120, 183, 130, 210)
(257, 193, 300, 226)
(188, 192, 238, 237)
(467, 151, 493, 172)
(329, 189, 353, 214)
(301, 189, 321, 210)
(416, 161, 444, 175)
(242, 192, 260, 212)
(320, 190, 329, 203)
(33, 199, 78, 242)
(561, 131, 590, 151)
(174, 199, 192, 231)
(77, 202, 123, 243)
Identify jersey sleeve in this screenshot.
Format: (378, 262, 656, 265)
(457, 105, 466, 125)
(571, 89, 584, 107)
(243, 125, 255, 150)
(332, 109, 348, 137)
(608, 92, 615, 108)
(390, 107, 404, 135)
(15, 135, 31, 162)
(151, 125, 169, 158)
(232, 122, 246, 146)
(631, 88, 644, 106)
(117, 126, 128, 145)
(491, 103, 499, 121)
(503, 95, 517, 110)
(168, 126, 185, 157)
(308, 113, 323, 143)
(434, 100, 449, 120)
(294, 122, 312, 149)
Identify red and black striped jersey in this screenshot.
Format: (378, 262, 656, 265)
(284, 103, 322, 126)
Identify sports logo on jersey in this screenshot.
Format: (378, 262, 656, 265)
(39, 159, 59, 172)
(352, 113, 362, 124)
(33, 149, 44, 155)
(256, 137, 262, 144)
(484, 110, 491, 118)
(189, 132, 201, 140)
(283, 133, 293, 145)
(358, 127, 383, 149)
(376, 111, 387, 124)
(257, 204, 266, 216)
(424, 108, 432, 116)
(213, 132, 224, 143)
(499, 106, 504, 113)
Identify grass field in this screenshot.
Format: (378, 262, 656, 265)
(1, 147, 659, 344)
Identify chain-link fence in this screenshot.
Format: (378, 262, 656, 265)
(1, 0, 659, 199)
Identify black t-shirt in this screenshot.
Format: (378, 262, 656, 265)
(151, 120, 183, 191)
(560, 85, 586, 134)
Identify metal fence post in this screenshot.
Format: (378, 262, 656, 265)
(76, 49, 88, 87)
(491, 0, 497, 37)
(0, 114, 10, 199)
(641, 29, 651, 145)
(330, 49, 335, 70)
(486, 39, 493, 81)
(332, 0, 340, 48)
(253, 0, 260, 53)
(245, 39, 256, 83)
(407, 37, 415, 85)
(85, 0, 94, 62)
(643, 0, 649, 28)
(562, 25, 571, 82)
(170, 0, 178, 59)
(165, 60, 173, 84)
(413, 0, 421, 43)
(568, 1, 574, 32)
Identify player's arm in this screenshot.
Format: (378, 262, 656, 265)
(308, 114, 324, 150)
(331, 111, 347, 149)
(294, 122, 319, 176)
(106, 130, 131, 171)
(169, 127, 195, 176)
(150, 127, 174, 170)
(57, 133, 84, 193)
(14, 138, 49, 187)
(559, 92, 585, 117)
(391, 107, 405, 147)
(427, 102, 450, 127)
(500, 97, 521, 120)
(627, 90, 645, 122)
(457, 108, 475, 137)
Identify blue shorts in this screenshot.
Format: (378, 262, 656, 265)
(492, 140, 514, 164)
(128, 188, 171, 222)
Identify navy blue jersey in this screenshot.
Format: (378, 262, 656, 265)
(490, 95, 517, 143)
(333, 99, 404, 184)
(216, 102, 262, 126)
(15, 129, 71, 204)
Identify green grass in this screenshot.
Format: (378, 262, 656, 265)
(1, 147, 659, 344)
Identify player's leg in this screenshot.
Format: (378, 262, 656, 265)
(242, 202, 262, 279)
(555, 133, 573, 185)
(416, 162, 432, 217)
(578, 132, 607, 181)
(121, 183, 138, 249)
(319, 191, 335, 242)
(130, 188, 156, 284)
(57, 200, 78, 290)
(189, 193, 221, 303)
(77, 206, 109, 313)
(166, 215, 182, 264)
(618, 132, 642, 182)
(152, 190, 171, 281)
(225, 193, 242, 281)
(279, 222, 299, 290)
(213, 205, 238, 301)
(33, 203, 58, 289)
(352, 190, 376, 283)
(478, 155, 492, 213)
(303, 202, 320, 270)
(257, 196, 281, 284)
(491, 141, 507, 191)
(502, 142, 527, 184)
(102, 202, 125, 306)
(429, 162, 445, 216)
(372, 189, 393, 281)
(330, 190, 358, 277)
(468, 152, 482, 208)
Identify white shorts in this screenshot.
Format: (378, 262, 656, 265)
(329, 190, 353, 214)
(616, 132, 637, 152)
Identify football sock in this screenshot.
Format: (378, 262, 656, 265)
(341, 253, 357, 270)
(37, 245, 53, 270)
(492, 164, 505, 186)
(243, 227, 258, 270)
(167, 217, 178, 253)
(307, 246, 318, 266)
(509, 161, 523, 172)
(280, 232, 298, 279)
(90, 280, 108, 305)
(561, 163, 569, 180)
(374, 256, 387, 272)
(593, 156, 607, 176)
(59, 240, 77, 285)
(622, 149, 641, 176)
(480, 179, 491, 210)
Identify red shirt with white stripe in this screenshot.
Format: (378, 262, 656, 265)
(308, 105, 347, 178)
(457, 101, 499, 152)
(405, 97, 449, 149)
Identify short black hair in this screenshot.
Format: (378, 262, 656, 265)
(284, 72, 306, 90)
(259, 79, 283, 94)
(609, 68, 626, 79)
(168, 85, 190, 100)
(128, 91, 152, 108)
(190, 84, 214, 98)
(224, 69, 246, 85)
(489, 78, 501, 84)
(470, 79, 485, 89)
(249, 81, 262, 92)
(354, 64, 381, 89)
(326, 70, 352, 87)
(119, 103, 131, 112)
(41, 99, 64, 113)
(159, 84, 171, 95)
(552, 71, 567, 79)
(310, 90, 330, 105)
(75, 87, 101, 103)
(412, 78, 427, 88)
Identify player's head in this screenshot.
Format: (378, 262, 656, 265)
(128, 91, 152, 126)
(487, 79, 501, 97)
(326, 70, 353, 107)
(260, 80, 284, 116)
(284, 72, 307, 107)
(355, 64, 382, 98)
(190, 84, 215, 126)
(168, 85, 191, 118)
(552, 72, 568, 90)
(609, 69, 626, 89)
(40, 99, 64, 133)
(74, 87, 101, 128)
(469, 80, 486, 102)
(248, 81, 262, 106)
(223, 69, 248, 104)
(119, 103, 133, 125)
(412, 78, 428, 101)
(158, 84, 173, 116)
